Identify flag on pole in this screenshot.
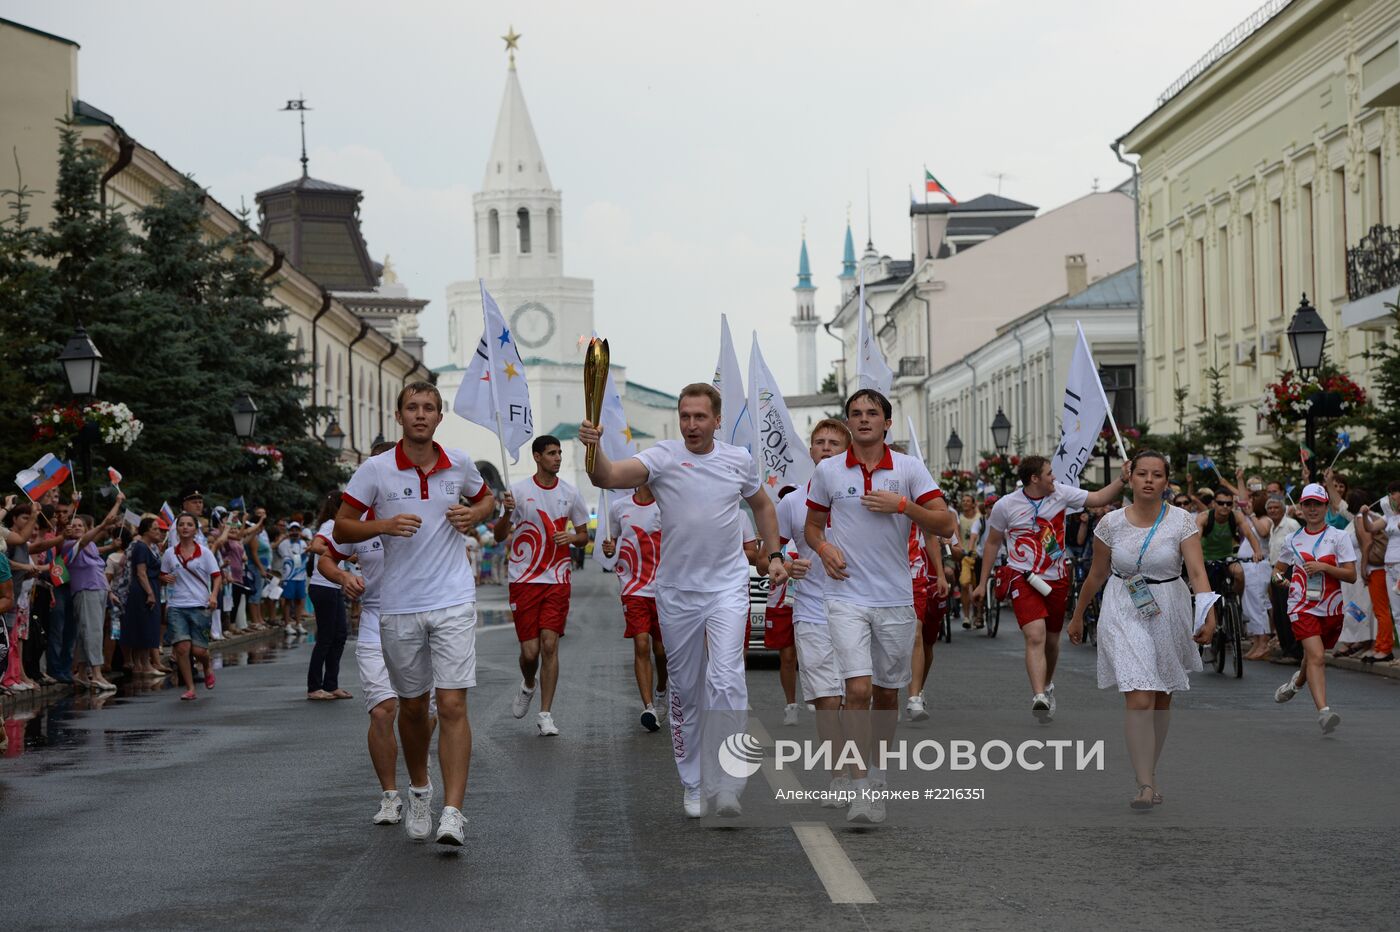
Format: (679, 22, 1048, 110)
(15, 453, 70, 501)
(453, 281, 534, 463)
(1050, 324, 1118, 487)
(599, 374, 638, 463)
(905, 416, 925, 465)
(924, 168, 958, 205)
(107, 466, 123, 489)
(229, 496, 246, 511)
(747, 332, 812, 500)
(713, 314, 750, 451)
(1198, 456, 1218, 474)
(158, 501, 176, 530)
(123, 509, 142, 528)
(49, 549, 69, 587)
(855, 266, 894, 396)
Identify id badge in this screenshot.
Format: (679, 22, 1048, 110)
(1125, 574, 1161, 618)
(1305, 572, 1324, 601)
(1042, 525, 1063, 560)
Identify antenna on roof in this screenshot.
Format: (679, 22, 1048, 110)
(281, 96, 312, 178)
(985, 171, 1014, 196)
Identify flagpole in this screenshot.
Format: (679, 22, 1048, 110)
(1078, 322, 1128, 461)
(480, 280, 512, 488)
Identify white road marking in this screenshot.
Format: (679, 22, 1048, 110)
(791, 822, 878, 904)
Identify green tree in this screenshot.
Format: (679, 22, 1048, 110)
(820, 370, 839, 395)
(1363, 304, 1400, 462)
(1194, 364, 1244, 475)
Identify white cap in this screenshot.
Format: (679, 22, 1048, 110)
(1299, 483, 1328, 503)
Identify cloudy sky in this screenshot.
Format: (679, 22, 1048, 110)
(9, 0, 1264, 393)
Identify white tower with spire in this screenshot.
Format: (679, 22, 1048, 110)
(792, 231, 818, 395)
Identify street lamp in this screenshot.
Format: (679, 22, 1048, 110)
(372, 431, 386, 448)
(324, 418, 346, 453)
(1285, 293, 1339, 481)
(230, 394, 258, 440)
(990, 407, 1012, 494)
(945, 429, 963, 469)
(58, 322, 102, 397)
(1099, 368, 1119, 485)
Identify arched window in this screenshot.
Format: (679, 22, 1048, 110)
(488, 209, 500, 255)
(547, 207, 557, 253)
(517, 207, 532, 254)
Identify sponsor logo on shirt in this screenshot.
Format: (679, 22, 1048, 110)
(386, 490, 402, 501)
(403, 487, 414, 496)
(681, 462, 695, 468)
(440, 479, 459, 497)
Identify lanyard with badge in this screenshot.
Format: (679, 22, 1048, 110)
(1292, 527, 1327, 600)
(1029, 495, 1064, 561)
(1124, 505, 1168, 619)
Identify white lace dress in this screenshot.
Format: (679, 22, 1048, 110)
(1094, 506, 1203, 693)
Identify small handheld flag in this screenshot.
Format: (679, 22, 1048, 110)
(1325, 431, 1351, 471)
(1197, 456, 1221, 479)
(229, 496, 246, 510)
(15, 453, 71, 501)
(123, 509, 141, 528)
(157, 501, 176, 530)
(50, 549, 69, 587)
(107, 466, 123, 488)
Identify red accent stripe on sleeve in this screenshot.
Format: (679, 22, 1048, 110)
(466, 483, 490, 504)
(915, 489, 944, 506)
(341, 493, 368, 513)
(805, 499, 830, 513)
(327, 545, 349, 561)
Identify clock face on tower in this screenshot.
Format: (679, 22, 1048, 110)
(511, 301, 556, 350)
(447, 309, 458, 353)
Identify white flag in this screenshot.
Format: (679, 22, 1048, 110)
(1051, 322, 1113, 487)
(905, 415, 925, 466)
(855, 266, 894, 395)
(747, 332, 813, 500)
(452, 280, 534, 462)
(599, 374, 637, 463)
(713, 314, 750, 451)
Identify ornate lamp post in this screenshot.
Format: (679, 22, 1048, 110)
(231, 394, 259, 441)
(945, 429, 963, 469)
(58, 323, 103, 480)
(324, 418, 346, 453)
(990, 407, 1012, 493)
(1285, 294, 1339, 481)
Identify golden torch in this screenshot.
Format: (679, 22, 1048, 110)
(583, 337, 610, 471)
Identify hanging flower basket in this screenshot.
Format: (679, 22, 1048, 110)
(938, 469, 976, 492)
(1260, 369, 1368, 435)
(244, 443, 285, 479)
(32, 401, 143, 450)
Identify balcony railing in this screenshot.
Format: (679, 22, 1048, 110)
(898, 356, 927, 379)
(1346, 223, 1400, 301)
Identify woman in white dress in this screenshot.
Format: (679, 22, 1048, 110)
(1239, 491, 1275, 660)
(1068, 451, 1217, 811)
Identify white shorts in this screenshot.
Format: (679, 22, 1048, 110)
(826, 600, 917, 690)
(794, 622, 843, 701)
(379, 601, 477, 697)
(355, 628, 397, 714)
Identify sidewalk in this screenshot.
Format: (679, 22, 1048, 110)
(1268, 651, 1400, 681)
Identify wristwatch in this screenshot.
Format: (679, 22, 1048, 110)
(768, 551, 785, 564)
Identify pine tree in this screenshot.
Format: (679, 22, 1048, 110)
(820, 370, 839, 395)
(1363, 305, 1400, 462)
(1194, 364, 1244, 475)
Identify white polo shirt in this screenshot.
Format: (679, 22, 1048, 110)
(987, 484, 1090, 582)
(634, 439, 760, 593)
(160, 542, 221, 609)
(309, 519, 342, 590)
(777, 488, 827, 624)
(342, 441, 488, 615)
(506, 475, 590, 585)
(328, 510, 386, 634)
(805, 445, 942, 608)
(609, 494, 662, 599)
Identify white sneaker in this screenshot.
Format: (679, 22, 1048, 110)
(537, 711, 559, 736)
(1318, 706, 1341, 733)
(867, 780, 888, 823)
(372, 790, 402, 825)
(405, 784, 433, 841)
(654, 689, 668, 722)
(783, 703, 799, 726)
(511, 679, 536, 719)
(906, 694, 929, 722)
(1274, 670, 1303, 704)
(640, 705, 659, 732)
(1031, 693, 1051, 722)
(715, 790, 742, 817)
(434, 806, 466, 846)
(846, 781, 875, 824)
(297, 624, 309, 635)
(822, 775, 854, 809)
(682, 786, 705, 818)
(1046, 682, 1057, 715)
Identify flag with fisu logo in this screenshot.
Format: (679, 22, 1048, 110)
(453, 280, 534, 462)
(747, 332, 810, 500)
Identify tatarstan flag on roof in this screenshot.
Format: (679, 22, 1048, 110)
(925, 168, 957, 205)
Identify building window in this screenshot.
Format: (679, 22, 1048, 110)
(488, 209, 500, 255)
(1271, 198, 1283, 318)
(547, 207, 558, 253)
(1172, 247, 1185, 344)
(1217, 225, 1230, 334)
(1154, 256, 1165, 353)
(1195, 236, 1206, 341)
(1243, 214, 1256, 328)
(517, 207, 531, 254)
(1101, 364, 1136, 428)
(1368, 149, 1384, 227)
(1301, 183, 1315, 300)
(1333, 168, 1347, 295)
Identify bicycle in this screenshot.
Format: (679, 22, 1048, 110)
(1204, 559, 1245, 679)
(982, 555, 1003, 638)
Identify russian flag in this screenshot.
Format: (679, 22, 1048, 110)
(15, 453, 71, 501)
(158, 501, 176, 530)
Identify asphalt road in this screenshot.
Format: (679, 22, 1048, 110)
(3, 568, 1397, 931)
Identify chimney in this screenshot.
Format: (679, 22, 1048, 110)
(1065, 254, 1087, 297)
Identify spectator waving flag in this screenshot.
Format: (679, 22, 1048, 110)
(713, 314, 750, 451)
(453, 280, 534, 470)
(747, 332, 811, 500)
(15, 453, 70, 501)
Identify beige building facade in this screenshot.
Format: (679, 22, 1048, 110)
(1121, 0, 1400, 453)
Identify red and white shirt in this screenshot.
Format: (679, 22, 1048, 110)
(326, 511, 386, 631)
(908, 524, 930, 585)
(160, 541, 221, 609)
(987, 484, 1090, 582)
(1281, 525, 1357, 617)
(342, 441, 488, 615)
(309, 519, 343, 590)
(634, 439, 761, 593)
(777, 488, 827, 624)
(506, 476, 590, 585)
(608, 493, 662, 600)
(806, 445, 942, 608)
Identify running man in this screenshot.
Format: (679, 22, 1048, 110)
(600, 483, 669, 732)
(495, 435, 590, 737)
(805, 389, 956, 824)
(777, 418, 853, 803)
(579, 383, 785, 819)
(973, 456, 1124, 721)
(907, 530, 952, 721)
(1273, 483, 1357, 732)
(335, 381, 496, 847)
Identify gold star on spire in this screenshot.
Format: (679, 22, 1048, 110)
(502, 26, 522, 69)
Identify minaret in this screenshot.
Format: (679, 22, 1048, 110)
(838, 219, 857, 302)
(792, 230, 818, 394)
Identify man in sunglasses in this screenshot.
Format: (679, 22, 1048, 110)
(1196, 490, 1265, 596)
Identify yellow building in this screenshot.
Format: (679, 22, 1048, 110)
(0, 17, 427, 462)
(1120, 0, 1400, 453)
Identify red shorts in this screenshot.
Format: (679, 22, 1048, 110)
(621, 595, 662, 641)
(913, 577, 929, 629)
(1291, 613, 1344, 650)
(509, 582, 571, 642)
(921, 588, 945, 644)
(996, 567, 1069, 633)
(764, 605, 794, 649)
